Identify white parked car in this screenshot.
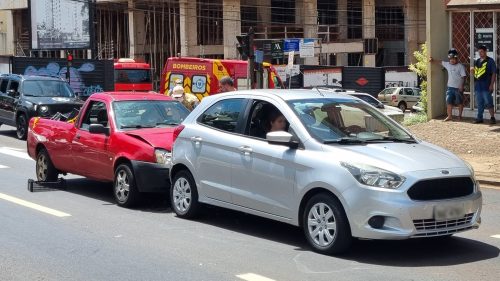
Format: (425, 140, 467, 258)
(169, 89, 481, 255)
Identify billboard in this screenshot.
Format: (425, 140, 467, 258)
(30, 0, 92, 50)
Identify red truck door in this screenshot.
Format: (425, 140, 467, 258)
(72, 100, 114, 181)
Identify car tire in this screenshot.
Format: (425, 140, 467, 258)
(171, 170, 201, 219)
(302, 193, 352, 255)
(36, 148, 59, 182)
(114, 163, 140, 208)
(398, 102, 407, 112)
(16, 114, 28, 140)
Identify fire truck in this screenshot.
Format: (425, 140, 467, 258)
(160, 57, 284, 100)
(114, 58, 153, 92)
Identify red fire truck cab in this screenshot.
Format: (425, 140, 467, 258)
(114, 58, 153, 92)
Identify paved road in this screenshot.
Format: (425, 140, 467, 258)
(0, 125, 499, 281)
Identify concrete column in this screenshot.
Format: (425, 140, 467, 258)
(127, 0, 136, 59)
(256, 0, 271, 25)
(426, 0, 448, 118)
(362, 0, 376, 66)
(0, 10, 15, 55)
(179, 0, 198, 57)
(223, 0, 241, 59)
(337, 0, 348, 66)
(302, 0, 318, 65)
(405, 0, 419, 65)
(133, 11, 146, 60)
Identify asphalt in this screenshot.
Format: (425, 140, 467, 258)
(0, 125, 499, 281)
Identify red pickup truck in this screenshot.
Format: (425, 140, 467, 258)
(27, 92, 189, 207)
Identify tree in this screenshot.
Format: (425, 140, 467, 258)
(409, 43, 428, 113)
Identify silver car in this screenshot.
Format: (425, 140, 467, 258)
(169, 89, 482, 255)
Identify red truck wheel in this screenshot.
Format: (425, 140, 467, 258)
(114, 163, 140, 208)
(36, 149, 59, 181)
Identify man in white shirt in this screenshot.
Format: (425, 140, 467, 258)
(430, 48, 467, 121)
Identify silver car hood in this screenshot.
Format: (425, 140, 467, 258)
(323, 141, 467, 173)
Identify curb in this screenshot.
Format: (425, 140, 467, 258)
(477, 178, 500, 188)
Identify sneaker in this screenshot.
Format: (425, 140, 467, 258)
(491, 117, 497, 124)
(474, 119, 484, 124)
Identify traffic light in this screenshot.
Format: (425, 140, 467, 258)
(67, 52, 73, 66)
(236, 35, 250, 60)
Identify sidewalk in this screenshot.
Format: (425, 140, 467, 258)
(408, 118, 500, 187)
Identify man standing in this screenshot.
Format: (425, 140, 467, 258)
(219, 76, 236, 92)
(171, 85, 199, 111)
(471, 45, 496, 124)
(430, 48, 466, 121)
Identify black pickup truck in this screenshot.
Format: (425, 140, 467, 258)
(0, 74, 83, 139)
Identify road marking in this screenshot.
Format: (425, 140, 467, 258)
(0, 192, 71, 217)
(0, 147, 33, 161)
(0, 165, 8, 169)
(491, 235, 500, 239)
(236, 273, 276, 281)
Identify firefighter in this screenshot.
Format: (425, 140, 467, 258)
(171, 85, 199, 111)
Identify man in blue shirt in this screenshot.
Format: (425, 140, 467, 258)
(471, 45, 496, 124)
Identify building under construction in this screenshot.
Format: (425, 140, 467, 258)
(0, 0, 426, 87)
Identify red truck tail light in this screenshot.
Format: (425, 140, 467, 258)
(173, 125, 185, 143)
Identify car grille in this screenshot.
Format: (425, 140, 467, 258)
(412, 213, 475, 237)
(407, 177, 474, 201)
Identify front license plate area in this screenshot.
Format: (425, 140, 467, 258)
(434, 205, 466, 221)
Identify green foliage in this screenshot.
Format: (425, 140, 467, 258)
(403, 113, 428, 126)
(409, 43, 428, 113)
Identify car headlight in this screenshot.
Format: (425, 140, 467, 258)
(39, 105, 49, 114)
(341, 162, 405, 189)
(155, 149, 172, 165)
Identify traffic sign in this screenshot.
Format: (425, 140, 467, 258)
(271, 40, 283, 59)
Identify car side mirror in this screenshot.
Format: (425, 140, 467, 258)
(89, 123, 110, 136)
(266, 131, 299, 149)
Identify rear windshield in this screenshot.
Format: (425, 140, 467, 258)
(22, 80, 75, 97)
(115, 69, 151, 84)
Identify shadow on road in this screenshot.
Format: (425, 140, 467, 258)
(54, 177, 172, 213)
(343, 236, 499, 266)
(191, 206, 499, 266)
(0, 127, 18, 139)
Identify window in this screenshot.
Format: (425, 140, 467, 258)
(80, 101, 108, 130)
(199, 99, 246, 133)
(169, 74, 184, 90)
(113, 100, 189, 130)
(0, 79, 9, 93)
(352, 94, 378, 106)
(404, 88, 414, 96)
(191, 75, 207, 94)
(8, 81, 19, 92)
(114, 69, 151, 84)
(246, 101, 289, 139)
(22, 80, 74, 97)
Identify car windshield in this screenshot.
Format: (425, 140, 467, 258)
(114, 69, 151, 84)
(287, 98, 414, 144)
(113, 100, 189, 130)
(351, 94, 379, 106)
(23, 80, 75, 97)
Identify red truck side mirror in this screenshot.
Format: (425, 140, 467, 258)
(89, 124, 110, 136)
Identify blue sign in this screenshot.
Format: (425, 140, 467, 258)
(284, 39, 300, 52)
(254, 50, 264, 63)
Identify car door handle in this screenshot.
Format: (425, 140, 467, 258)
(238, 146, 253, 155)
(190, 136, 203, 143)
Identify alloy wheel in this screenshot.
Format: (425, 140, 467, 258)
(115, 170, 130, 203)
(36, 153, 48, 181)
(173, 177, 192, 213)
(307, 202, 337, 247)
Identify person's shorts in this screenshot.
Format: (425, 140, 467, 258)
(446, 87, 463, 105)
